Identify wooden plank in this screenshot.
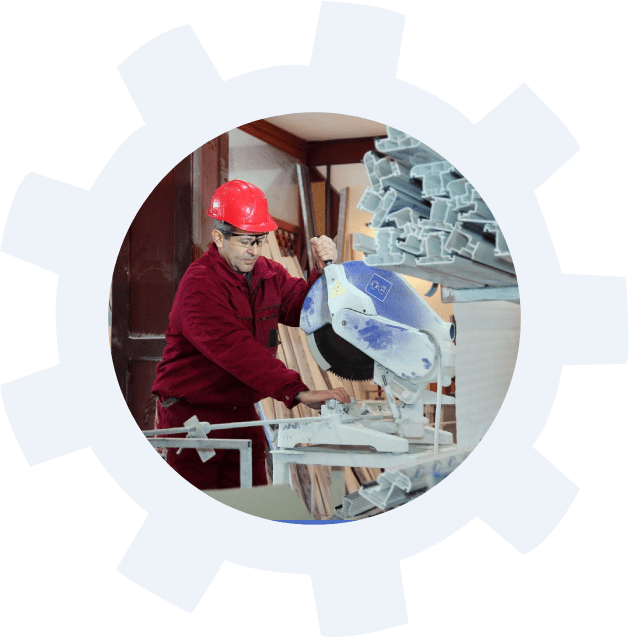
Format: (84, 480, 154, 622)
(284, 261, 325, 382)
(266, 228, 284, 262)
(295, 329, 328, 391)
(296, 164, 316, 272)
(352, 466, 382, 485)
(351, 380, 366, 402)
(275, 402, 289, 420)
(330, 466, 345, 509)
(296, 403, 313, 418)
(273, 254, 325, 394)
(352, 467, 371, 485)
(282, 255, 305, 279)
(365, 467, 383, 480)
(259, 234, 273, 260)
(286, 327, 317, 391)
(306, 136, 385, 166)
(277, 255, 296, 275)
(259, 397, 275, 421)
(349, 232, 359, 262)
(313, 466, 331, 518)
(260, 398, 270, 419)
(309, 465, 320, 517)
(325, 165, 332, 238)
(336, 187, 349, 262)
(278, 324, 299, 375)
(344, 466, 361, 496)
(290, 464, 311, 513)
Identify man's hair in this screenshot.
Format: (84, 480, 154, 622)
(213, 219, 240, 235)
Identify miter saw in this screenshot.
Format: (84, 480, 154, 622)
(145, 261, 457, 477)
(276, 261, 456, 454)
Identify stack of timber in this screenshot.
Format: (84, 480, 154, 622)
(259, 232, 383, 518)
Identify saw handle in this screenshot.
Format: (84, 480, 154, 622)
(313, 235, 334, 268)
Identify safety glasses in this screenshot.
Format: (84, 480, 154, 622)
(221, 231, 269, 248)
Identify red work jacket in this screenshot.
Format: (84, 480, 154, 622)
(152, 243, 319, 409)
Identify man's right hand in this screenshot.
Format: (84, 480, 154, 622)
(295, 387, 352, 410)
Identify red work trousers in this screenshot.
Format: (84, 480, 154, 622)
(155, 399, 268, 490)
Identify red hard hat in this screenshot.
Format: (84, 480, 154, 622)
(207, 180, 278, 233)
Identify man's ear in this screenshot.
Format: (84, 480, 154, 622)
(212, 229, 223, 247)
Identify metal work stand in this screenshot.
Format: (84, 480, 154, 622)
(271, 444, 457, 510)
(146, 437, 253, 488)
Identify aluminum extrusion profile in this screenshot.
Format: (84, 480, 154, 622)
(410, 161, 460, 198)
(375, 126, 446, 168)
(445, 224, 516, 275)
(446, 177, 481, 207)
(335, 490, 379, 519)
(358, 449, 471, 510)
(352, 233, 377, 255)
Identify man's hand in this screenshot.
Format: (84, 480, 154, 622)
(310, 235, 338, 272)
(295, 387, 352, 410)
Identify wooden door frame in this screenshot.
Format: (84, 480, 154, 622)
(111, 137, 228, 428)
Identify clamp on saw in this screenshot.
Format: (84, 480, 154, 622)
(278, 261, 456, 454)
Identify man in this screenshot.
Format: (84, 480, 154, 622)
(152, 179, 351, 490)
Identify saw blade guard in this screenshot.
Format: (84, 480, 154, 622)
(300, 261, 455, 385)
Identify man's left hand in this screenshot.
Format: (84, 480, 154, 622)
(310, 235, 337, 272)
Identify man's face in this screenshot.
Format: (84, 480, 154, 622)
(214, 230, 268, 274)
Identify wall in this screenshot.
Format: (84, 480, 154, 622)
(229, 128, 301, 226)
(454, 301, 520, 448)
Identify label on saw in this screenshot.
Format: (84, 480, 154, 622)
(365, 274, 392, 302)
(330, 281, 347, 299)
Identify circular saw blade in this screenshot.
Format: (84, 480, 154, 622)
(312, 324, 374, 381)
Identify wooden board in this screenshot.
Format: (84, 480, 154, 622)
(336, 187, 349, 262)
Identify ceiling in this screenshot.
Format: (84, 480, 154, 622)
(265, 113, 387, 142)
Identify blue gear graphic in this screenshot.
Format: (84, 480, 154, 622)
(1, 3, 627, 637)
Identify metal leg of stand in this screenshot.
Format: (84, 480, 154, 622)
(330, 466, 345, 511)
(240, 441, 253, 488)
(273, 457, 290, 485)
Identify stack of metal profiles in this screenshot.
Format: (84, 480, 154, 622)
(356, 449, 471, 511)
(354, 127, 516, 290)
(334, 448, 471, 518)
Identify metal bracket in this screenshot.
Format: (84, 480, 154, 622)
(441, 285, 520, 304)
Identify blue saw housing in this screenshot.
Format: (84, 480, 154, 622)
(301, 261, 446, 335)
(300, 262, 453, 381)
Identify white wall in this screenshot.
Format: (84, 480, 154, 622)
(454, 301, 521, 448)
(228, 128, 300, 226)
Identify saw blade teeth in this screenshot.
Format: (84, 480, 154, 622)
(312, 324, 375, 382)
(329, 369, 373, 382)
